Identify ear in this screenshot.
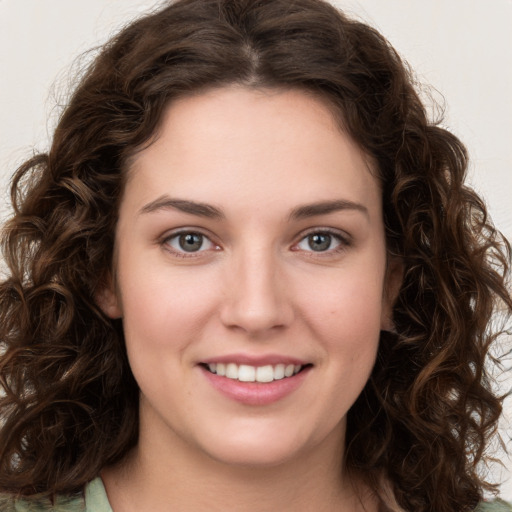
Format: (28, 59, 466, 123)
(380, 256, 403, 332)
(96, 275, 122, 319)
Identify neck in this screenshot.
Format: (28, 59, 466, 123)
(102, 410, 378, 512)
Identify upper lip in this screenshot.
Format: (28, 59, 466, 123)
(200, 354, 311, 366)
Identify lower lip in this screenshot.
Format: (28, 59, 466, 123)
(201, 366, 311, 405)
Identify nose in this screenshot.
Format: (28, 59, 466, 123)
(219, 248, 294, 336)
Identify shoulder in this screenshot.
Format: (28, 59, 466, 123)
(0, 478, 111, 512)
(475, 499, 512, 511)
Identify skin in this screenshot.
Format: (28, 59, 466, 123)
(100, 86, 400, 511)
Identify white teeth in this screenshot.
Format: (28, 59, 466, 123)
(274, 364, 285, 380)
(284, 364, 295, 377)
(238, 364, 256, 382)
(226, 363, 238, 379)
(206, 362, 305, 382)
(256, 365, 274, 383)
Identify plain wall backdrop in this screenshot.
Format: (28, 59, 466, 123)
(1, 0, 511, 500)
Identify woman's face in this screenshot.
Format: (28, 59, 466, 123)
(103, 86, 398, 468)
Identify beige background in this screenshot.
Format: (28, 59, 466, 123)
(1, 0, 511, 499)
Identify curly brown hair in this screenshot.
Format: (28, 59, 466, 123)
(1, 0, 511, 510)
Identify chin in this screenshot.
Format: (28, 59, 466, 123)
(194, 419, 330, 469)
(206, 441, 304, 469)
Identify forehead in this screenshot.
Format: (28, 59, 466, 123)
(125, 86, 381, 218)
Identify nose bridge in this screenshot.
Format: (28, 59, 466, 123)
(220, 241, 292, 334)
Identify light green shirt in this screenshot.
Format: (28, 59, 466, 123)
(0, 479, 111, 512)
(1, 478, 510, 511)
(476, 500, 512, 512)
(83, 478, 112, 512)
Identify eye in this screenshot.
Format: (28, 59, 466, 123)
(295, 231, 346, 253)
(164, 231, 216, 254)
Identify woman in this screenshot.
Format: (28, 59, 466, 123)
(0, 0, 511, 510)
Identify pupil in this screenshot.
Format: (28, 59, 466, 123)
(308, 233, 331, 251)
(179, 233, 203, 252)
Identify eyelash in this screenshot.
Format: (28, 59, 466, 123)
(160, 228, 351, 258)
(161, 229, 219, 258)
(292, 228, 351, 256)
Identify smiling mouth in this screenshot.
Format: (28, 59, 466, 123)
(202, 363, 310, 383)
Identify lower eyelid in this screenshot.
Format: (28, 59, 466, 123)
(162, 231, 218, 254)
(159, 229, 350, 256)
(294, 231, 350, 252)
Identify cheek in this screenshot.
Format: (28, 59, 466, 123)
(117, 256, 221, 353)
(295, 262, 384, 396)
(298, 268, 385, 341)
(117, 266, 219, 400)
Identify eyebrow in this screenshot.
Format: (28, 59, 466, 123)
(139, 196, 368, 220)
(289, 199, 369, 220)
(139, 196, 224, 219)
